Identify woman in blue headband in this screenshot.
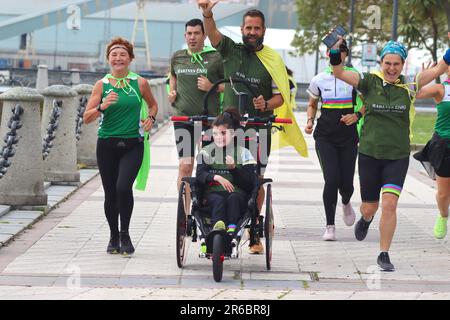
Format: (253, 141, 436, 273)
(328, 35, 450, 272)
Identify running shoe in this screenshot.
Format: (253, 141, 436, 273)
(119, 231, 135, 255)
(342, 202, 356, 226)
(213, 220, 226, 231)
(354, 216, 373, 241)
(249, 235, 264, 254)
(322, 225, 336, 241)
(434, 215, 448, 239)
(377, 252, 395, 272)
(227, 224, 237, 234)
(106, 235, 120, 254)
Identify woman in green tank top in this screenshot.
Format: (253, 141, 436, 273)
(415, 64, 450, 240)
(83, 37, 158, 255)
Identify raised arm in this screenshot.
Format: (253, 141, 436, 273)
(197, 0, 222, 47)
(416, 83, 444, 103)
(416, 34, 450, 89)
(416, 60, 449, 90)
(331, 64, 360, 88)
(329, 37, 360, 88)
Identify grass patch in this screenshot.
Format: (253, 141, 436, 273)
(412, 113, 436, 145)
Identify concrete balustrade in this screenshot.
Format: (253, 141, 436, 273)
(149, 78, 171, 128)
(41, 85, 80, 184)
(0, 88, 47, 205)
(70, 69, 81, 86)
(73, 84, 97, 167)
(36, 65, 49, 91)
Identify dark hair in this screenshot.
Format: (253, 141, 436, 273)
(212, 108, 241, 130)
(340, 39, 349, 55)
(185, 18, 204, 34)
(242, 9, 265, 28)
(106, 37, 135, 60)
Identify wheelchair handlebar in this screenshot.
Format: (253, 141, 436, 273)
(170, 115, 292, 125)
(203, 78, 259, 115)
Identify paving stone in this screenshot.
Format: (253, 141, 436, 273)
(0, 117, 448, 299)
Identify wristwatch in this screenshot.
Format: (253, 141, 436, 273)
(355, 111, 363, 120)
(96, 104, 103, 113)
(149, 115, 156, 123)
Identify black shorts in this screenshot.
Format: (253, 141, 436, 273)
(358, 153, 409, 202)
(173, 122, 209, 159)
(436, 148, 450, 177)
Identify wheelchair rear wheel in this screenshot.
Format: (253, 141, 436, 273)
(176, 182, 189, 268)
(264, 184, 274, 270)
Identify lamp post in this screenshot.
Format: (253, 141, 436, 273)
(347, 0, 356, 66)
(392, 0, 399, 40)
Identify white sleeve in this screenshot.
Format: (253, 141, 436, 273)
(241, 148, 257, 165)
(307, 76, 320, 99)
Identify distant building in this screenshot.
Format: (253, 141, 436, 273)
(0, 0, 298, 74)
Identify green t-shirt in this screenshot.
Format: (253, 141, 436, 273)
(436, 82, 450, 144)
(98, 78, 142, 139)
(357, 73, 412, 160)
(215, 35, 274, 117)
(199, 144, 256, 194)
(170, 49, 223, 116)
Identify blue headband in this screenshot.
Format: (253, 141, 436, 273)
(381, 40, 408, 60)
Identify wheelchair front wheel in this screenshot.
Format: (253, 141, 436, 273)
(212, 233, 224, 282)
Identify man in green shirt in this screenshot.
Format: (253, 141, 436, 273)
(197, 0, 286, 254)
(169, 18, 224, 192)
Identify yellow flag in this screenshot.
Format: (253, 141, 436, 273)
(256, 46, 308, 157)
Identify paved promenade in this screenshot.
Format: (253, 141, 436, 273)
(0, 112, 449, 300)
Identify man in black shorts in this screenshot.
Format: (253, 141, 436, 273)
(169, 18, 224, 190)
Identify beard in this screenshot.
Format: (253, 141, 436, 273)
(242, 34, 264, 51)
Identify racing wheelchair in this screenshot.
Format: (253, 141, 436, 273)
(172, 78, 291, 282)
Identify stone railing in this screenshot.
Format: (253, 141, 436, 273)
(0, 65, 172, 206)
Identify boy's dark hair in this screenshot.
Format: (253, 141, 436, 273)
(213, 108, 241, 130)
(242, 9, 265, 27)
(185, 18, 204, 34)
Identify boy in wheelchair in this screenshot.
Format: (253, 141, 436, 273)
(196, 108, 259, 239)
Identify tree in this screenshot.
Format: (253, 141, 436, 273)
(292, 0, 449, 70)
(399, 0, 447, 63)
(292, 1, 393, 58)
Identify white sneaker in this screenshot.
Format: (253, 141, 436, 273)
(342, 202, 356, 226)
(322, 225, 336, 241)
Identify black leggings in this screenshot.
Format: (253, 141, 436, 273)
(97, 138, 144, 235)
(206, 192, 247, 226)
(315, 138, 358, 225)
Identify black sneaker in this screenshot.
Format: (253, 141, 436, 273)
(119, 231, 135, 255)
(354, 216, 373, 241)
(106, 235, 120, 254)
(377, 252, 395, 271)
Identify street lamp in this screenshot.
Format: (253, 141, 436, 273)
(392, 0, 399, 40)
(347, 0, 356, 66)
